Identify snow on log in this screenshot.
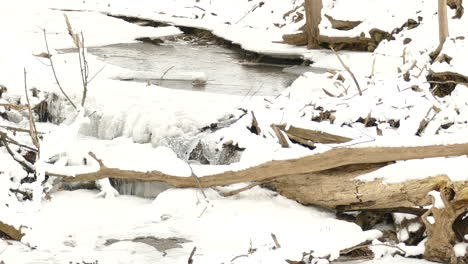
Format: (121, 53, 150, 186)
(51, 143, 468, 187)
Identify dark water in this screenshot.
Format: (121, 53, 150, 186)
(88, 42, 299, 96)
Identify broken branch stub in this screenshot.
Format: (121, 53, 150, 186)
(422, 184, 468, 263)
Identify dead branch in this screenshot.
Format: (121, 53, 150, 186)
(340, 243, 406, 256)
(9, 188, 33, 201)
(330, 46, 362, 96)
(217, 180, 270, 197)
(250, 111, 261, 135)
(271, 233, 281, 249)
(188, 246, 197, 264)
(188, 163, 207, 199)
(271, 124, 289, 148)
(0, 221, 23, 241)
(0, 125, 44, 134)
(0, 131, 38, 153)
(78, 32, 89, 107)
(0, 104, 28, 111)
(1, 137, 35, 172)
(277, 125, 352, 144)
(161, 66, 175, 80)
(23, 68, 40, 153)
(284, 132, 315, 148)
(42, 29, 77, 109)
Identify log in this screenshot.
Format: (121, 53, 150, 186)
(52, 143, 468, 191)
(0, 221, 23, 241)
(268, 164, 467, 211)
(277, 125, 352, 144)
(282, 32, 308, 46)
(271, 125, 290, 148)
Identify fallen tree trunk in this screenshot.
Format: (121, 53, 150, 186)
(51, 142, 468, 191)
(267, 163, 467, 211)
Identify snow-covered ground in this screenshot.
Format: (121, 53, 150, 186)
(1, 0, 467, 263)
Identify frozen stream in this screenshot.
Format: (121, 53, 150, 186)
(87, 41, 299, 96)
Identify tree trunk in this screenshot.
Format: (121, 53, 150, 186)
(304, 0, 323, 48)
(439, 0, 449, 45)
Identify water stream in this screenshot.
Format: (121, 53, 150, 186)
(88, 41, 299, 96)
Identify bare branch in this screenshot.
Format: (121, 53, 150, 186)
(42, 29, 77, 109)
(188, 246, 197, 264)
(79, 32, 89, 107)
(23, 68, 40, 154)
(160, 66, 175, 80)
(330, 46, 362, 96)
(1, 138, 35, 172)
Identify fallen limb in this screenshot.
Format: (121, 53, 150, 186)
(0, 221, 23, 241)
(331, 46, 362, 96)
(0, 104, 27, 111)
(50, 142, 468, 191)
(277, 125, 352, 144)
(271, 125, 289, 148)
(269, 164, 467, 210)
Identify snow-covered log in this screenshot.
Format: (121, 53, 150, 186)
(49, 143, 468, 210)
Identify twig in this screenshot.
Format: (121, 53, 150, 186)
(188, 246, 197, 264)
(236, 3, 261, 24)
(332, 255, 374, 262)
(23, 68, 40, 154)
(0, 131, 38, 152)
(271, 233, 281, 249)
(188, 5, 206, 11)
(160, 66, 175, 80)
(1, 138, 35, 172)
(0, 104, 28, 111)
(88, 152, 105, 168)
(78, 32, 89, 107)
(188, 163, 207, 199)
(9, 188, 33, 201)
(340, 243, 406, 255)
(42, 29, 77, 110)
(370, 55, 376, 78)
(87, 65, 106, 85)
(231, 254, 249, 263)
(330, 46, 362, 96)
(0, 125, 44, 134)
(218, 181, 268, 197)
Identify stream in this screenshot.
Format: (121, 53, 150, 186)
(88, 40, 301, 96)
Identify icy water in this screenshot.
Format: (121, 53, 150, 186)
(88, 41, 299, 96)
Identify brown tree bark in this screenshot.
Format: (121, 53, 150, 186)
(439, 0, 449, 45)
(47, 143, 468, 212)
(304, 0, 323, 48)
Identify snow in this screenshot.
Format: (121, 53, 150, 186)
(1, 0, 467, 263)
(427, 191, 445, 209)
(454, 243, 468, 258)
